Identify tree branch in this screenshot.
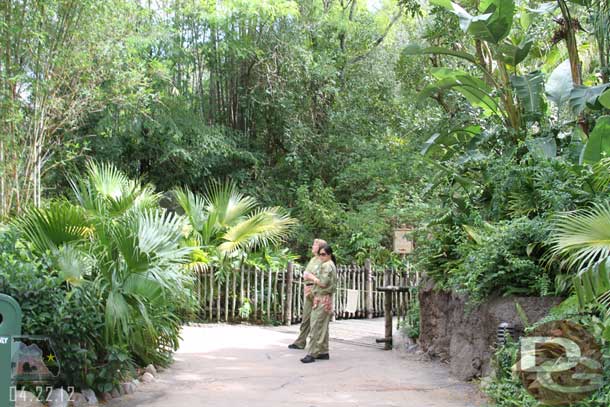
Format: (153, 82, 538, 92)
(348, 9, 402, 64)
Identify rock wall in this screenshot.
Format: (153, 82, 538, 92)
(418, 278, 562, 380)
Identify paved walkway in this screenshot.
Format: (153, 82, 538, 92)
(109, 320, 485, 407)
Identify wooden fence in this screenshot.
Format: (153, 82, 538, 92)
(192, 260, 419, 325)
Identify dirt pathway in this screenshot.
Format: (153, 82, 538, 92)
(109, 323, 485, 407)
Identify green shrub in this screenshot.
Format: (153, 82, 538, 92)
(452, 217, 552, 302)
(484, 339, 538, 407)
(399, 291, 420, 339)
(0, 227, 132, 393)
(415, 217, 554, 303)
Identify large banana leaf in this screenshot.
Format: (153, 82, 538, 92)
(511, 71, 545, 118)
(569, 84, 610, 115)
(418, 69, 501, 117)
(497, 38, 533, 66)
(600, 90, 610, 109)
(545, 59, 573, 109)
(421, 126, 483, 158)
(402, 44, 478, 65)
(431, 0, 514, 44)
(478, 0, 515, 43)
(526, 2, 557, 13)
(581, 116, 610, 164)
(526, 137, 557, 159)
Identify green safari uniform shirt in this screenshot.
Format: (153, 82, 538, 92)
(307, 260, 337, 357)
(292, 256, 322, 348)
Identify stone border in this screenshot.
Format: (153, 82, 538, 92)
(15, 364, 160, 407)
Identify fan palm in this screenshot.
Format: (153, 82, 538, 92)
(550, 202, 610, 339)
(16, 161, 193, 364)
(549, 202, 610, 271)
(174, 181, 296, 259)
(70, 161, 161, 218)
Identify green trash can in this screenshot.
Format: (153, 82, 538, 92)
(0, 294, 22, 407)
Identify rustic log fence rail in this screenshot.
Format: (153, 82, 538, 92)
(192, 260, 419, 325)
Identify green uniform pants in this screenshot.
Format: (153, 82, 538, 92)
(293, 291, 314, 348)
(307, 304, 331, 357)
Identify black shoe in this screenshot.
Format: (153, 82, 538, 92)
(300, 355, 316, 363)
(315, 353, 330, 360)
(288, 343, 304, 350)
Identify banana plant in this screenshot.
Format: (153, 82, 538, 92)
(405, 0, 526, 131)
(581, 116, 610, 164)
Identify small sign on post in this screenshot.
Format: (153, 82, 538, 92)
(393, 225, 414, 254)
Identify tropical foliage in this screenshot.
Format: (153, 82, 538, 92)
(2, 0, 610, 404)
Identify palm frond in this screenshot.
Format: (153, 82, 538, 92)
(573, 259, 610, 310)
(123, 273, 163, 304)
(591, 157, 610, 192)
(219, 207, 296, 254)
(105, 290, 130, 342)
(16, 201, 90, 253)
(111, 221, 149, 273)
(550, 202, 610, 270)
(86, 161, 130, 200)
(54, 244, 93, 285)
(174, 187, 208, 232)
(136, 209, 192, 263)
(205, 180, 257, 228)
(72, 161, 161, 218)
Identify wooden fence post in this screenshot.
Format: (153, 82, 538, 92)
(382, 268, 393, 350)
(284, 262, 294, 326)
(365, 259, 373, 319)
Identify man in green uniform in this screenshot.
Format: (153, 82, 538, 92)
(301, 244, 337, 363)
(288, 239, 326, 350)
